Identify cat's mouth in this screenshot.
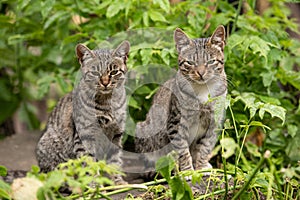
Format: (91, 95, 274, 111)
(95, 85, 114, 94)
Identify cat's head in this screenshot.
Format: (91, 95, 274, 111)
(174, 26, 226, 85)
(76, 41, 130, 93)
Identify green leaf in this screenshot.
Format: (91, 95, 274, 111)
(128, 97, 140, 109)
(258, 104, 286, 124)
(0, 180, 11, 200)
(44, 171, 65, 189)
(169, 176, 193, 200)
(106, 2, 125, 18)
(36, 187, 46, 200)
(44, 11, 68, 29)
(142, 12, 149, 27)
(0, 166, 7, 177)
(0, 188, 11, 200)
(287, 124, 297, 138)
(220, 138, 238, 159)
(249, 121, 271, 130)
(155, 154, 175, 181)
(41, 0, 56, 20)
(257, 95, 281, 105)
(56, 76, 70, 94)
(18, 0, 31, 10)
(153, 0, 170, 13)
(161, 49, 170, 65)
(37, 75, 55, 99)
(31, 165, 40, 174)
(140, 48, 152, 65)
(260, 70, 276, 87)
(246, 142, 261, 158)
(148, 10, 168, 23)
(285, 133, 300, 161)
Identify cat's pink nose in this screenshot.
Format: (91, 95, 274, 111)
(100, 76, 110, 87)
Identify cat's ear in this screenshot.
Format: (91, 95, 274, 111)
(112, 40, 130, 61)
(76, 44, 95, 64)
(207, 25, 226, 51)
(174, 28, 193, 53)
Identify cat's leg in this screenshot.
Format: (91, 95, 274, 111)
(192, 123, 217, 172)
(107, 132, 128, 185)
(36, 129, 69, 172)
(169, 123, 194, 172)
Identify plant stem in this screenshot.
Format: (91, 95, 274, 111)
(266, 158, 275, 200)
(232, 150, 271, 200)
(231, 0, 243, 34)
(221, 128, 228, 200)
(195, 185, 242, 200)
(229, 104, 239, 191)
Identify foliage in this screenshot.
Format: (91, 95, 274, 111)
(0, 0, 300, 199)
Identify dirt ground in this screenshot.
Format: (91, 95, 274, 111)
(0, 130, 41, 171)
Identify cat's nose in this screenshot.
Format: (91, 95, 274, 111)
(100, 76, 110, 87)
(196, 66, 205, 79)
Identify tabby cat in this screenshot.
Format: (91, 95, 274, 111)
(135, 26, 227, 174)
(36, 41, 130, 184)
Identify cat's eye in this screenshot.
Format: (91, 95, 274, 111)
(206, 59, 216, 65)
(90, 71, 100, 76)
(185, 61, 195, 66)
(110, 70, 118, 75)
(215, 66, 222, 71)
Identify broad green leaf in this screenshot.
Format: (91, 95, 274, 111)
(18, 0, 31, 10)
(169, 176, 193, 200)
(44, 11, 69, 29)
(0, 180, 11, 199)
(0, 188, 11, 200)
(287, 124, 297, 138)
(155, 154, 175, 181)
(258, 103, 286, 124)
(41, 0, 56, 20)
(285, 133, 300, 161)
(36, 187, 46, 200)
(44, 171, 65, 189)
(249, 121, 271, 130)
(153, 0, 170, 13)
(246, 142, 261, 158)
(227, 34, 246, 50)
(260, 70, 276, 87)
(106, 2, 125, 18)
(220, 138, 238, 159)
(257, 95, 281, 105)
(63, 33, 89, 45)
(0, 166, 7, 177)
(56, 76, 71, 94)
(148, 10, 168, 23)
(37, 76, 55, 99)
(143, 12, 149, 27)
(128, 98, 140, 109)
(140, 48, 152, 65)
(161, 49, 170, 65)
(31, 165, 40, 174)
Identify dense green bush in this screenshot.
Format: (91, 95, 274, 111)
(0, 0, 299, 199)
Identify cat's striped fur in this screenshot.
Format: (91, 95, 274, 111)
(36, 41, 130, 184)
(135, 26, 227, 174)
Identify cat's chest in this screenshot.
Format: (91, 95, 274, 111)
(185, 106, 212, 141)
(192, 84, 213, 104)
